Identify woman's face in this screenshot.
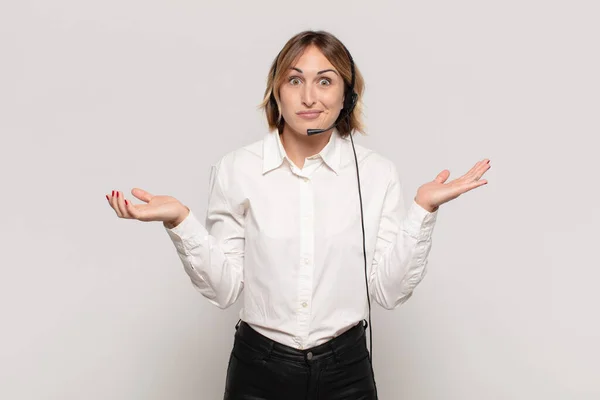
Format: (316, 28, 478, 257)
(278, 45, 345, 136)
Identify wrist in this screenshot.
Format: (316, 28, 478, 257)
(414, 197, 438, 213)
(165, 205, 190, 229)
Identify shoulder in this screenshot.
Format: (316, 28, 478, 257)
(213, 137, 262, 168)
(203, 135, 264, 214)
(339, 135, 398, 182)
(207, 134, 265, 186)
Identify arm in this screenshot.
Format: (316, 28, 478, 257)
(164, 162, 245, 309)
(369, 163, 439, 310)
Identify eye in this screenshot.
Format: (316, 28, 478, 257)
(288, 76, 302, 85)
(318, 78, 332, 86)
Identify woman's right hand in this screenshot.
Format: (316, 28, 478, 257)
(106, 188, 189, 228)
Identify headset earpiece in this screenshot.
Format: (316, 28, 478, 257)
(344, 91, 358, 112)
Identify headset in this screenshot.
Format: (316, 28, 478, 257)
(270, 42, 378, 398)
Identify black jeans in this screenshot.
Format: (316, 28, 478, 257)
(223, 320, 377, 400)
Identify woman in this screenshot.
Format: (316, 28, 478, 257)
(106, 30, 490, 400)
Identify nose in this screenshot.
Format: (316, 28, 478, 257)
(301, 83, 316, 107)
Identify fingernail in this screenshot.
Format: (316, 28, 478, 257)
(116, 192, 119, 198)
(106, 195, 109, 201)
(112, 190, 114, 197)
(125, 200, 128, 205)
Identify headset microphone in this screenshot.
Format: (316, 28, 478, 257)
(306, 92, 358, 136)
(306, 124, 335, 136)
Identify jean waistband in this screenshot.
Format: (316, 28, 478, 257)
(234, 320, 367, 363)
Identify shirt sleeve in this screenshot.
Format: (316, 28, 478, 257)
(164, 162, 245, 309)
(369, 162, 439, 310)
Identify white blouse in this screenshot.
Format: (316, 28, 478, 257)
(165, 129, 438, 350)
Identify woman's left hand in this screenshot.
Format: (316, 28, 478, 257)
(414, 159, 491, 212)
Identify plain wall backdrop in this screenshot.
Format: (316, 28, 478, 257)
(1, 0, 599, 399)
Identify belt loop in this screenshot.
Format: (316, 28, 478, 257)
(235, 319, 241, 330)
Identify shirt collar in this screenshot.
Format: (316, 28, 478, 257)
(262, 129, 342, 175)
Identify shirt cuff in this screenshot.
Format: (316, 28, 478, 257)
(402, 199, 439, 240)
(164, 210, 209, 253)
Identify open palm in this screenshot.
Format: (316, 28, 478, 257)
(415, 159, 491, 212)
(106, 188, 188, 223)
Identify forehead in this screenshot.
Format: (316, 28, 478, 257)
(291, 45, 336, 71)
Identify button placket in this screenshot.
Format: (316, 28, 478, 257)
(297, 173, 314, 341)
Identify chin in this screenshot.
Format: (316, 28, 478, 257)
(283, 122, 308, 136)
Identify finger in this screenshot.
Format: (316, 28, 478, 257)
(464, 160, 486, 180)
(434, 169, 450, 184)
(131, 188, 154, 203)
(115, 191, 130, 218)
(470, 160, 491, 182)
(124, 198, 141, 220)
(464, 159, 490, 182)
(472, 179, 488, 189)
(463, 161, 483, 177)
(462, 179, 488, 192)
(121, 194, 136, 219)
(110, 190, 123, 217)
(478, 160, 491, 178)
(106, 192, 117, 214)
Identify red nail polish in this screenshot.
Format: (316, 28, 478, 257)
(112, 190, 114, 197)
(125, 200, 128, 205)
(106, 195, 109, 201)
(116, 192, 119, 198)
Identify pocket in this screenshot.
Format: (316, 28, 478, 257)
(337, 348, 370, 367)
(335, 336, 370, 367)
(232, 337, 270, 366)
(320, 347, 376, 397)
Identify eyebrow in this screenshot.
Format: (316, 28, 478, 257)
(290, 67, 339, 76)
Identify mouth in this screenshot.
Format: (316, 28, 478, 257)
(296, 111, 323, 120)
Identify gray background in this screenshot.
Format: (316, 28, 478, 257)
(1, 0, 598, 399)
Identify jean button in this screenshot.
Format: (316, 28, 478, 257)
(307, 352, 313, 360)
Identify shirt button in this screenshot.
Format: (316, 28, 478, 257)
(301, 301, 308, 308)
(304, 258, 310, 265)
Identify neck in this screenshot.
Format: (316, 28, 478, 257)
(280, 125, 333, 169)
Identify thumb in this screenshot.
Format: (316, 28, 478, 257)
(434, 170, 450, 183)
(131, 188, 154, 203)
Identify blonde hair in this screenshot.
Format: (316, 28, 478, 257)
(259, 30, 365, 138)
